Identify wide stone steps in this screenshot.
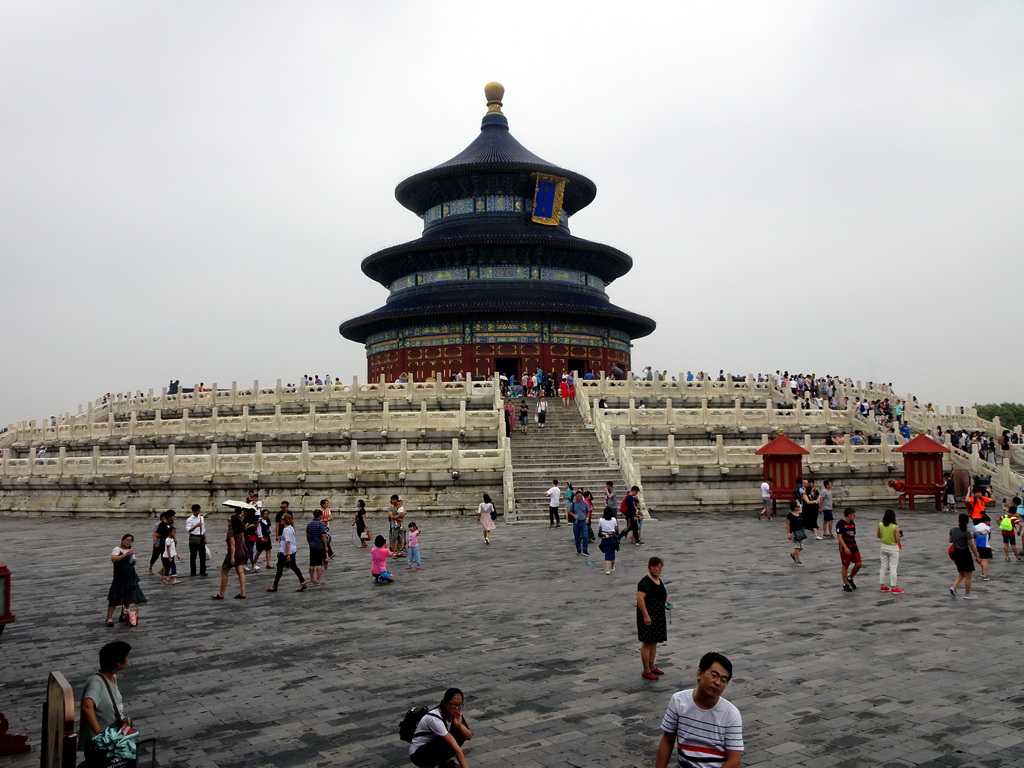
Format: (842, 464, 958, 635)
(507, 401, 625, 521)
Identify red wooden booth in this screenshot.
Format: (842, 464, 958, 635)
(756, 435, 809, 516)
(894, 434, 949, 511)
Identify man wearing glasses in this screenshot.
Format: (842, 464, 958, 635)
(654, 652, 744, 768)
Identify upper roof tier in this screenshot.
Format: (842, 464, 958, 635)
(394, 83, 598, 216)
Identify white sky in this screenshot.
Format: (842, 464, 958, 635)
(2, 1, 1022, 426)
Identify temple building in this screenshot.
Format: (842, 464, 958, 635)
(339, 83, 655, 381)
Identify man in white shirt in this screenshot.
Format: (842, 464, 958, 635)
(546, 480, 562, 529)
(185, 504, 207, 577)
(655, 653, 744, 768)
(758, 477, 773, 520)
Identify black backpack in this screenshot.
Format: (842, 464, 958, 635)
(399, 706, 440, 742)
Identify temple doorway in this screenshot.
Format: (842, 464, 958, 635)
(494, 357, 521, 381)
(568, 358, 587, 378)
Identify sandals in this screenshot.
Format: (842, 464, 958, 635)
(210, 594, 224, 600)
(233, 594, 246, 599)
(297, 583, 308, 592)
(265, 586, 278, 592)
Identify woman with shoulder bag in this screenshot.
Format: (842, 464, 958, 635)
(477, 493, 496, 545)
(80, 641, 138, 767)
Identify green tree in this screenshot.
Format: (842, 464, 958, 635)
(975, 402, 1024, 430)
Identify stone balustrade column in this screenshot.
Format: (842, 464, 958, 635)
(307, 404, 315, 432)
(58, 446, 66, 477)
(92, 445, 100, 474)
(382, 401, 390, 430)
(127, 445, 136, 475)
(182, 408, 190, 433)
(167, 444, 175, 474)
(273, 405, 281, 432)
(450, 438, 459, 471)
(154, 409, 162, 437)
(254, 442, 262, 474)
(399, 439, 409, 472)
(344, 401, 353, 430)
(209, 443, 218, 475)
(300, 441, 310, 474)
(242, 405, 250, 434)
(716, 434, 725, 465)
(348, 439, 358, 474)
(458, 400, 466, 429)
(211, 406, 219, 433)
(700, 398, 709, 426)
(628, 398, 636, 421)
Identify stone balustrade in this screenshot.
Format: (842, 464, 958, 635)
(7, 401, 503, 447)
(4, 374, 501, 441)
(0, 438, 505, 480)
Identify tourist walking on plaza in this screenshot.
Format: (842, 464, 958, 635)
(973, 514, 992, 581)
(212, 511, 248, 599)
(620, 486, 644, 545)
(654, 652, 744, 768)
(837, 508, 861, 592)
(243, 505, 260, 572)
(353, 499, 369, 548)
(104, 534, 147, 627)
(389, 494, 408, 556)
(147, 509, 173, 576)
(79, 641, 135, 766)
(185, 503, 207, 576)
(876, 509, 903, 593)
(406, 522, 423, 570)
(408, 687, 474, 768)
(949, 513, 982, 599)
(256, 508, 273, 569)
(758, 476, 773, 520)
(583, 490, 596, 541)
(786, 500, 806, 566)
(161, 526, 181, 584)
(546, 479, 562, 528)
(998, 501, 1022, 561)
(477, 493, 496, 544)
(604, 481, 617, 517)
(636, 557, 669, 680)
(568, 490, 590, 556)
(306, 508, 329, 586)
(598, 508, 619, 574)
(820, 479, 835, 538)
(801, 480, 822, 540)
(266, 512, 307, 592)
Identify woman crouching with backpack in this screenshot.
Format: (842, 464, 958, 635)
(409, 688, 473, 768)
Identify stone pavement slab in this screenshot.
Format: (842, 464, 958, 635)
(1, 507, 1022, 766)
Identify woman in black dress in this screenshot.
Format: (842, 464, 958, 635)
(353, 499, 369, 548)
(636, 556, 668, 680)
(104, 534, 147, 627)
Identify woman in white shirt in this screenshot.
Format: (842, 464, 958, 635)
(266, 513, 307, 592)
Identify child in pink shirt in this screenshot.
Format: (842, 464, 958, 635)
(370, 535, 393, 583)
(406, 523, 422, 570)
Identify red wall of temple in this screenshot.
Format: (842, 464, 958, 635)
(366, 344, 631, 382)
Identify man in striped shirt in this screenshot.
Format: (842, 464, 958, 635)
(654, 652, 744, 768)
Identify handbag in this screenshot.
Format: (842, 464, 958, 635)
(360, 530, 370, 541)
(793, 528, 807, 542)
(89, 676, 139, 764)
(204, 544, 212, 560)
(120, 603, 139, 627)
(380, 569, 392, 581)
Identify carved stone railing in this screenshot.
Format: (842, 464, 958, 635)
(593, 399, 861, 432)
(0, 439, 504, 480)
(7, 374, 501, 439)
(7, 401, 503, 447)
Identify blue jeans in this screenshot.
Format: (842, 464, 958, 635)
(407, 546, 421, 567)
(572, 519, 589, 554)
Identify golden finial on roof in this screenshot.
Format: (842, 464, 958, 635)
(485, 82, 504, 114)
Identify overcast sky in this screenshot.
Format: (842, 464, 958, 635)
(2, 1, 1022, 427)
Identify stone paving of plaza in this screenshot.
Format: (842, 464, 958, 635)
(2, 506, 1023, 767)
